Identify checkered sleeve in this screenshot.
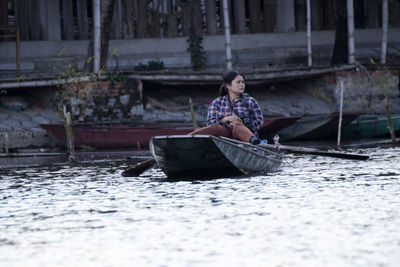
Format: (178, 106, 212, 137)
(207, 98, 221, 126)
(248, 97, 264, 132)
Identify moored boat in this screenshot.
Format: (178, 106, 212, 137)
(274, 113, 359, 141)
(40, 123, 194, 149)
(258, 116, 301, 139)
(341, 114, 400, 140)
(149, 135, 282, 179)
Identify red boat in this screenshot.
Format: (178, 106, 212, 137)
(40, 123, 194, 149)
(41, 116, 300, 150)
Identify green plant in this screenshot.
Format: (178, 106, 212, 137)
(52, 49, 103, 120)
(187, 34, 206, 70)
(107, 71, 128, 85)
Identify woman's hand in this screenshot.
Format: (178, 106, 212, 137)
(221, 115, 242, 124)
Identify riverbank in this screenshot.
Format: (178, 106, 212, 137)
(0, 67, 399, 153)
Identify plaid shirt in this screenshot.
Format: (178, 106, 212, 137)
(207, 93, 263, 134)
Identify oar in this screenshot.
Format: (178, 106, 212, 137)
(259, 143, 369, 160)
(121, 158, 156, 177)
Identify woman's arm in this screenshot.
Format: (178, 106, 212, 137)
(206, 99, 220, 126)
(248, 98, 264, 132)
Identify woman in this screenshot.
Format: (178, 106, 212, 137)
(190, 71, 263, 145)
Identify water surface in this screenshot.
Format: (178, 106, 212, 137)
(1, 146, 400, 266)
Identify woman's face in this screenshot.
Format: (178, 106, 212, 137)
(227, 75, 245, 97)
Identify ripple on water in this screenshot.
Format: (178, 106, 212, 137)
(0, 147, 400, 266)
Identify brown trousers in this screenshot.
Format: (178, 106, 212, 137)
(189, 122, 254, 143)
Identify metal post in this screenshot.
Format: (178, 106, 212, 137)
(93, 0, 101, 73)
(306, 0, 312, 67)
(14, 0, 21, 77)
(347, 0, 355, 64)
(222, 0, 232, 71)
(381, 0, 388, 64)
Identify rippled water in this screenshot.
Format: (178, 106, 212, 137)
(1, 146, 400, 267)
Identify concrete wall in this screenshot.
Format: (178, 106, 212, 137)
(1, 29, 400, 74)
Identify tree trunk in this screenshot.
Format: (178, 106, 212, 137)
(136, 0, 147, 38)
(205, 0, 217, 35)
(263, 0, 275, 32)
(331, 0, 348, 65)
(248, 0, 262, 33)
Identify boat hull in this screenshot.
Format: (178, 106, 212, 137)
(41, 123, 194, 149)
(341, 114, 400, 139)
(258, 116, 300, 139)
(275, 114, 358, 141)
(150, 135, 282, 179)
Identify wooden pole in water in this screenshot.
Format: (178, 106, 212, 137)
(383, 96, 396, 144)
(63, 105, 78, 162)
(4, 133, 9, 154)
(337, 80, 344, 147)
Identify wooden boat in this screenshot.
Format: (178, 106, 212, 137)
(341, 114, 400, 140)
(149, 135, 282, 179)
(40, 123, 194, 149)
(274, 113, 359, 141)
(258, 116, 301, 139)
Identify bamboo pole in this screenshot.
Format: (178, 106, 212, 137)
(337, 80, 344, 147)
(383, 97, 396, 144)
(306, 0, 312, 67)
(381, 0, 388, 64)
(222, 0, 232, 71)
(14, 0, 21, 78)
(4, 133, 9, 154)
(347, 0, 355, 64)
(93, 0, 101, 73)
(63, 106, 78, 162)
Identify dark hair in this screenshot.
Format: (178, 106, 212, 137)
(219, 71, 245, 96)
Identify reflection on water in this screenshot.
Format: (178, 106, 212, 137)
(1, 147, 400, 266)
